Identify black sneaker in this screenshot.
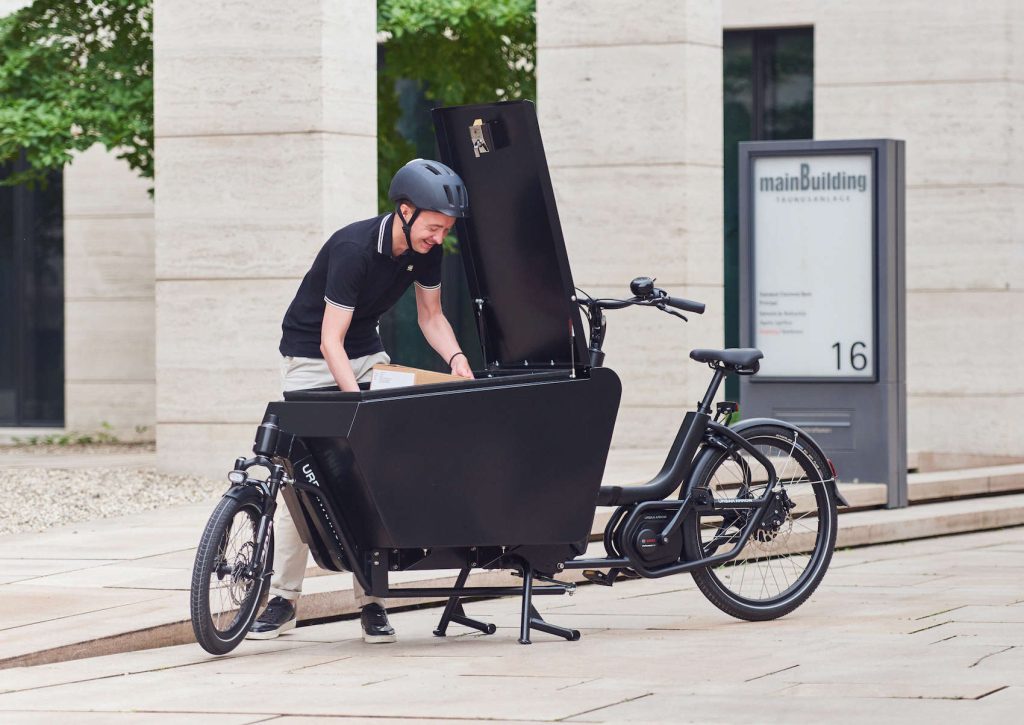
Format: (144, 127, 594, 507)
(246, 596, 296, 640)
(361, 603, 396, 643)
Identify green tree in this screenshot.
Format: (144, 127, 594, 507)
(0, 0, 534, 198)
(375, 1, 536, 372)
(0, 0, 152, 188)
(377, 0, 535, 211)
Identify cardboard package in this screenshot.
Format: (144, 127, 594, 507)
(370, 363, 464, 390)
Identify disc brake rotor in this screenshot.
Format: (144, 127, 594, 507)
(227, 541, 256, 606)
(753, 488, 796, 543)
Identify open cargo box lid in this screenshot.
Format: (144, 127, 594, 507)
(432, 101, 589, 371)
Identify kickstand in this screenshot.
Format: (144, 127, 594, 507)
(518, 565, 581, 645)
(433, 565, 497, 637)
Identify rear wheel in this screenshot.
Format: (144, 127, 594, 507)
(190, 489, 272, 654)
(682, 424, 838, 621)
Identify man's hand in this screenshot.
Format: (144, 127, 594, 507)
(416, 284, 475, 380)
(321, 304, 361, 392)
(450, 354, 473, 379)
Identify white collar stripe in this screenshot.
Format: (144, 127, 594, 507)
(324, 296, 354, 310)
(377, 213, 392, 255)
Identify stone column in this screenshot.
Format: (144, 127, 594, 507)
(537, 1, 724, 451)
(63, 148, 154, 440)
(153, 1, 377, 476)
(814, 0, 1024, 463)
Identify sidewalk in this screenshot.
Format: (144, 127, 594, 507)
(0, 449, 670, 667)
(3, 448, 1024, 670)
(1, 526, 1023, 722)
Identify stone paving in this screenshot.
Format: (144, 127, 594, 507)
(1, 526, 1023, 722)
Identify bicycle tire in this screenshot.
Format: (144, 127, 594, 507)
(190, 488, 272, 654)
(682, 423, 838, 621)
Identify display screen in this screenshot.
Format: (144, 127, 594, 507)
(752, 153, 875, 379)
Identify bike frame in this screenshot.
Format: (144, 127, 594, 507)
(562, 365, 786, 577)
(562, 293, 844, 580)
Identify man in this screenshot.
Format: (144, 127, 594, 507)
(247, 159, 473, 643)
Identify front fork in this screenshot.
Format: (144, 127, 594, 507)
(228, 453, 286, 583)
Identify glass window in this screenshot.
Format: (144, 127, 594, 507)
(0, 158, 64, 426)
(723, 27, 813, 399)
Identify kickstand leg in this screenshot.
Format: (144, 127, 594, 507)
(433, 565, 496, 637)
(518, 565, 580, 645)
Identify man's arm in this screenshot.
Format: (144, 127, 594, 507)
(415, 284, 473, 378)
(320, 304, 362, 392)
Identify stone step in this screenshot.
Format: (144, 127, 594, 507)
(838, 492, 1024, 548)
(908, 463, 1024, 502)
(596, 463, 1024, 513)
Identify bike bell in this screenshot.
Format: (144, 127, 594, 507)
(630, 277, 656, 299)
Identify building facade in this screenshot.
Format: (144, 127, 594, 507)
(2, 0, 1020, 475)
(0, 0, 154, 440)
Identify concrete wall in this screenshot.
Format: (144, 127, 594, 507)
(537, 0, 725, 454)
(63, 148, 155, 439)
(153, 1, 377, 476)
(725, 0, 1024, 460)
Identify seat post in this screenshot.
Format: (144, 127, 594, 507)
(698, 368, 726, 415)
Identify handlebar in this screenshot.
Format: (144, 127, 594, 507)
(662, 296, 705, 315)
(577, 289, 705, 316)
(575, 278, 706, 368)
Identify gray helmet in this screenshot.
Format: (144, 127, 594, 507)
(388, 158, 469, 218)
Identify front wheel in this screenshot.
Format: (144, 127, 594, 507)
(682, 423, 838, 621)
(190, 488, 272, 654)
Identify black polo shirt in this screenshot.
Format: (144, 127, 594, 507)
(279, 213, 442, 359)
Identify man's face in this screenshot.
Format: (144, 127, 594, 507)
(402, 204, 454, 254)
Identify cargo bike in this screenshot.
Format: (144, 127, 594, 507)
(190, 101, 846, 654)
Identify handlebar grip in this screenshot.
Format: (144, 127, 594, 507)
(664, 296, 705, 314)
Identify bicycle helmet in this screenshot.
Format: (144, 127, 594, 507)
(388, 159, 469, 251)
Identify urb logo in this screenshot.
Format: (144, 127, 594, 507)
(301, 463, 319, 486)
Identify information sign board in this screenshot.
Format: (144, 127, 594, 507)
(738, 139, 906, 508)
(753, 154, 875, 379)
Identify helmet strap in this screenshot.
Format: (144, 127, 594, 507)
(395, 204, 421, 256)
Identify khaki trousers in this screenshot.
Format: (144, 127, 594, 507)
(271, 351, 390, 607)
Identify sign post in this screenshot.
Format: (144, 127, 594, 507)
(738, 139, 907, 507)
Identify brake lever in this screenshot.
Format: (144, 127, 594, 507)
(655, 302, 688, 322)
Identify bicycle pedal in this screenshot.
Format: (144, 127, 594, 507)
(618, 568, 641, 580)
(582, 569, 615, 586)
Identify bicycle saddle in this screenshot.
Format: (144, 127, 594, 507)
(689, 348, 763, 371)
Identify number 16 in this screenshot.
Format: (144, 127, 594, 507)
(832, 341, 868, 371)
